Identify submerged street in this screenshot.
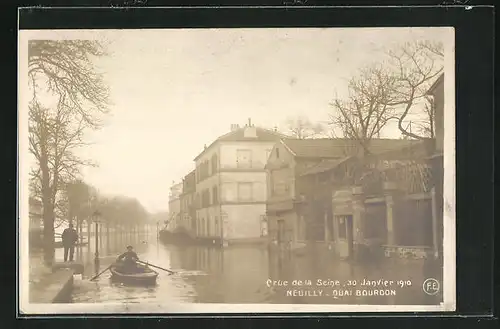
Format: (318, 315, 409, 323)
(68, 230, 442, 305)
(23, 30, 452, 313)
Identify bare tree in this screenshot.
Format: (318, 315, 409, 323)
(28, 40, 110, 126)
(384, 40, 444, 139)
(410, 95, 435, 138)
(329, 64, 398, 155)
(330, 40, 443, 147)
(29, 101, 98, 262)
(28, 40, 110, 264)
(64, 179, 94, 241)
(284, 116, 327, 139)
(327, 40, 442, 195)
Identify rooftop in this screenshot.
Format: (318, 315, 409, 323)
(300, 156, 354, 176)
(366, 139, 435, 161)
(426, 73, 444, 96)
(282, 138, 412, 159)
(194, 121, 290, 161)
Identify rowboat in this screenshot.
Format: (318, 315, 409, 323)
(109, 262, 159, 286)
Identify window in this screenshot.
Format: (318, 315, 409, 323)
(206, 217, 210, 236)
(296, 215, 305, 241)
(201, 189, 211, 208)
(337, 215, 348, 239)
(236, 149, 252, 168)
(237, 182, 253, 201)
(271, 168, 290, 196)
(215, 216, 219, 236)
(212, 154, 218, 173)
(212, 186, 219, 204)
(272, 181, 289, 196)
(195, 193, 201, 209)
(277, 219, 285, 243)
(260, 215, 268, 237)
(198, 161, 211, 181)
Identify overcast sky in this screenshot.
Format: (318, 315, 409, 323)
(22, 27, 452, 213)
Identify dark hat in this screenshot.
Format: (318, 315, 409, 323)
(126, 245, 133, 249)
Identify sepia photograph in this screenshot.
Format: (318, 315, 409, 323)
(18, 26, 456, 314)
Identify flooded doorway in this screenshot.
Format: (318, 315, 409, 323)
(336, 214, 354, 259)
(346, 215, 354, 258)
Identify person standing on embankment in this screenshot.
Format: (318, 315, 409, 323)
(62, 223, 78, 262)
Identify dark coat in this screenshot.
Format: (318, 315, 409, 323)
(62, 228, 78, 247)
(117, 251, 139, 263)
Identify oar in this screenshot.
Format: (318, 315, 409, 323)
(137, 260, 175, 275)
(90, 264, 112, 281)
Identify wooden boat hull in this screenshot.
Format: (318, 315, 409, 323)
(109, 264, 158, 286)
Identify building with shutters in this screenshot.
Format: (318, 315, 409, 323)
(167, 182, 183, 231)
(265, 138, 411, 254)
(192, 118, 287, 244)
(179, 170, 197, 236)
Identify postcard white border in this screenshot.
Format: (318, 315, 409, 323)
(18, 27, 456, 315)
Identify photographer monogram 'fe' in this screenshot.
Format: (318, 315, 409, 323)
(19, 26, 455, 314)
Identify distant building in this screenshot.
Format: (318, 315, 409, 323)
(167, 182, 183, 231)
(193, 118, 288, 244)
(179, 170, 196, 235)
(29, 197, 42, 229)
(427, 73, 444, 154)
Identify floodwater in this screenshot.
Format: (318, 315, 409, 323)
(71, 231, 443, 305)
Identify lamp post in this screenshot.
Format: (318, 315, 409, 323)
(92, 210, 102, 267)
(156, 221, 160, 241)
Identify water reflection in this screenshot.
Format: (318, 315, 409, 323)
(71, 235, 442, 305)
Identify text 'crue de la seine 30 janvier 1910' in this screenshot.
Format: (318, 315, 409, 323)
(266, 278, 413, 288)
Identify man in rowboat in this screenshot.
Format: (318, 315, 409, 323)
(116, 245, 140, 273)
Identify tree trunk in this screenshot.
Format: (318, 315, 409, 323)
(40, 149, 55, 265)
(42, 204, 55, 265)
(106, 222, 110, 255)
(76, 216, 82, 260)
(87, 218, 91, 253)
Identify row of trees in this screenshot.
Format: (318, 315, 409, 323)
(27, 40, 150, 264)
(28, 40, 109, 263)
(64, 179, 150, 232)
(283, 40, 444, 156)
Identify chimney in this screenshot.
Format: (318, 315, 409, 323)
(248, 118, 252, 127)
(230, 124, 240, 131)
(244, 125, 258, 138)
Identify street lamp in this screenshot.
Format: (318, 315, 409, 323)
(156, 221, 160, 241)
(92, 210, 102, 266)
